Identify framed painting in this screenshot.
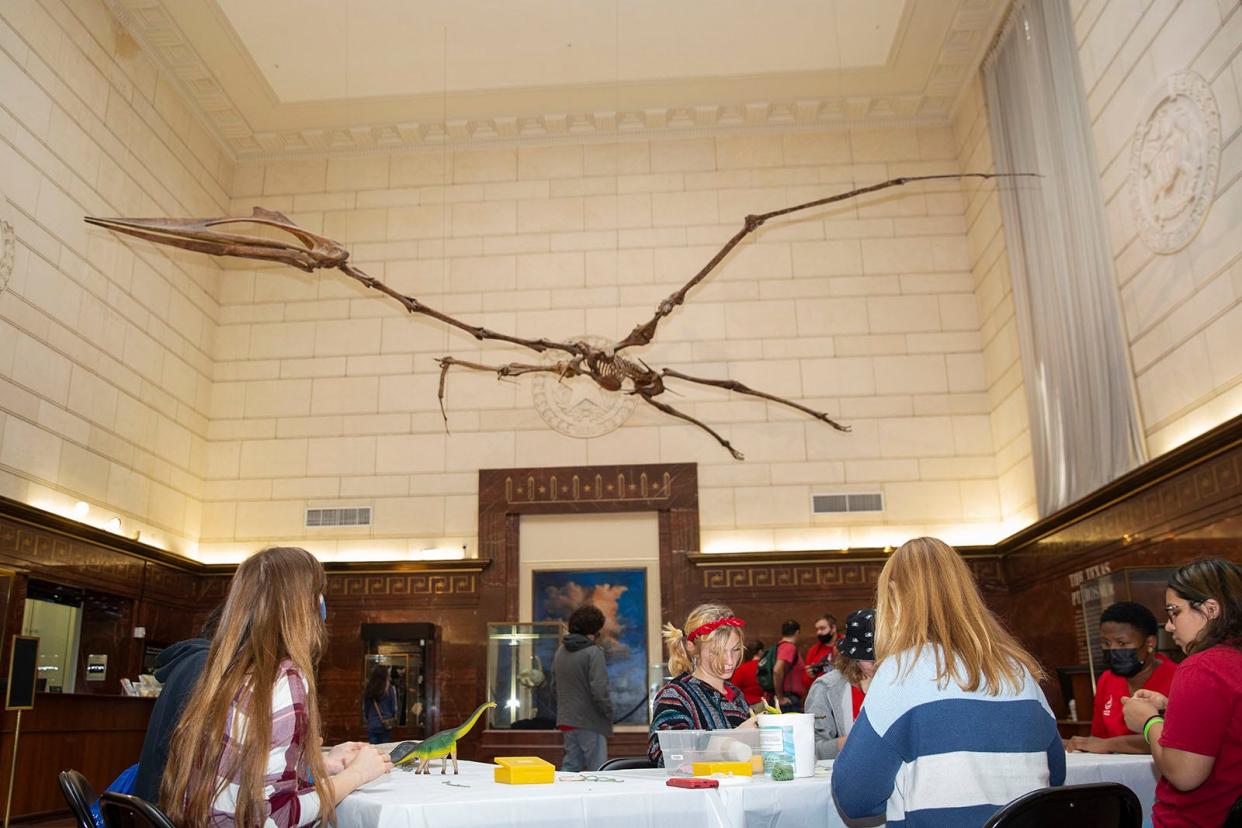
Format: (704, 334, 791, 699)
(532, 568, 649, 725)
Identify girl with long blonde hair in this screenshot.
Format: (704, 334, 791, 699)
(646, 603, 755, 767)
(161, 547, 391, 827)
(832, 538, 1063, 827)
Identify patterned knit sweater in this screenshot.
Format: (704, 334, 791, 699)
(646, 672, 751, 766)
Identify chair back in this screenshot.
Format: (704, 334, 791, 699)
(98, 792, 177, 828)
(58, 770, 99, 828)
(597, 755, 654, 772)
(982, 783, 1141, 828)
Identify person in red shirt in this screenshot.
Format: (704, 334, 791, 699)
(1066, 601, 1177, 754)
(730, 639, 766, 707)
(1123, 559, 1242, 828)
(771, 619, 806, 712)
(804, 613, 839, 681)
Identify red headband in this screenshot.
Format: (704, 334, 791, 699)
(686, 616, 745, 641)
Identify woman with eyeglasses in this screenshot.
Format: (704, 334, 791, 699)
(1122, 559, 1242, 828)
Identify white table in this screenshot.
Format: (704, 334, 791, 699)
(1064, 753, 1159, 818)
(335, 755, 1158, 828)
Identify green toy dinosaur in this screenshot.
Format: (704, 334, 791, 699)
(396, 701, 496, 774)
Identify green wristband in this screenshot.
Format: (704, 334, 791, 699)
(1143, 715, 1164, 744)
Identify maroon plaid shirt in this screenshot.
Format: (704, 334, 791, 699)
(209, 660, 320, 828)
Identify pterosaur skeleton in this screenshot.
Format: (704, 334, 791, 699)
(86, 173, 1023, 460)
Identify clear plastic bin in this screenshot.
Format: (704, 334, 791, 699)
(656, 728, 763, 776)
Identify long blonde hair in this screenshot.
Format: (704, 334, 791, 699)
(875, 537, 1042, 694)
(162, 547, 332, 828)
(663, 603, 742, 676)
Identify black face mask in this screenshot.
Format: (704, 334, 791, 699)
(1103, 648, 1145, 678)
(818, 633, 834, 645)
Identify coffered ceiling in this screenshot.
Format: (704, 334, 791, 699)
(104, 0, 1010, 159)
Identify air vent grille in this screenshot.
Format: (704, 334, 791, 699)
(812, 492, 884, 514)
(305, 507, 372, 528)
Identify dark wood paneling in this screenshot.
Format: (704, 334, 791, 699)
(0, 695, 155, 819)
(477, 463, 699, 623)
(677, 549, 1006, 652)
(998, 415, 1242, 714)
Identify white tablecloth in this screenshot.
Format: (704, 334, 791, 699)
(1064, 753, 1160, 818)
(335, 754, 1158, 828)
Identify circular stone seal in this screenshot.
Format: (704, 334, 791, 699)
(530, 335, 637, 438)
(1128, 70, 1221, 254)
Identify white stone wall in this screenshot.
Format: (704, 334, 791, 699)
(0, 0, 229, 554)
(953, 77, 1038, 529)
(201, 126, 1014, 560)
(1073, 0, 1242, 455)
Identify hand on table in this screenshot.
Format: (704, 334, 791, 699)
(1064, 735, 1111, 754)
(325, 741, 365, 775)
(346, 744, 393, 784)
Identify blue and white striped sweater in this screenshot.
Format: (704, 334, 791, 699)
(831, 647, 1065, 827)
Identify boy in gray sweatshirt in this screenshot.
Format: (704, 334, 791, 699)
(552, 604, 614, 771)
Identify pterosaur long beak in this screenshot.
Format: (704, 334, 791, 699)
(84, 207, 349, 272)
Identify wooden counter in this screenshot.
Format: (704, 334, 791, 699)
(0, 694, 155, 820)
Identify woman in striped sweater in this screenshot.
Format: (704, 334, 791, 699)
(647, 603, 756, 767)
(832, 537, 1064, 827)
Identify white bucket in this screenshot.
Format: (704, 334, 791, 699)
(756, 713, 815, 778)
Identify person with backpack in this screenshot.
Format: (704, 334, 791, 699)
(769, 619, 807, 712)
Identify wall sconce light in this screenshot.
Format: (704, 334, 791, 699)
(105, 516, 122, 533)
(72, 501, 89, 518)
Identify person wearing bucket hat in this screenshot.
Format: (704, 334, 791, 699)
(804, 609, 876, 759)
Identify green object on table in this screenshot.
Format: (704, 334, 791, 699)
(771, 763, 795, 781)
(397, 701, 497, 774)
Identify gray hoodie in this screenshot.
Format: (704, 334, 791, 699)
(552, 633, 614, 736)
(804, 667, 856, 759)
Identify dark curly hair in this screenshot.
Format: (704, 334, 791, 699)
(1168, 559, 1242, 654)
(567, 604, 606, 636)
(1100, 601, 1159, 638)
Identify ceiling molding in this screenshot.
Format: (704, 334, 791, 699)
(106, 0, 1006, 163)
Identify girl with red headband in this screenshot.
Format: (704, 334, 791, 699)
(646, 603, 756, 767)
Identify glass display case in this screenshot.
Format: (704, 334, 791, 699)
(486, 622, 564, 729)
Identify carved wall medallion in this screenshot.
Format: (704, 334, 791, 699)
(530, 335, 637, 438)
(0, 191, 16, 295)
(1128, 70, 1220, 254)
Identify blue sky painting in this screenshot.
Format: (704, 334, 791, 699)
(533, 567, 649, 725)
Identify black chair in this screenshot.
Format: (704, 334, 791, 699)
(1224, 791, 1242, 828)
(597, 755, 655, 772)
(58, 770, 99, 828)
(98, 792, 177, 828)
(982, 783, 1141, 828)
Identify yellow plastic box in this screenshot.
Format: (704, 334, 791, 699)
(493, 756, 556, 785)
(691, 760, 754, 777)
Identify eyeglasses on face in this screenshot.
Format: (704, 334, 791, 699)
(1164, 600, 1202, 623)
